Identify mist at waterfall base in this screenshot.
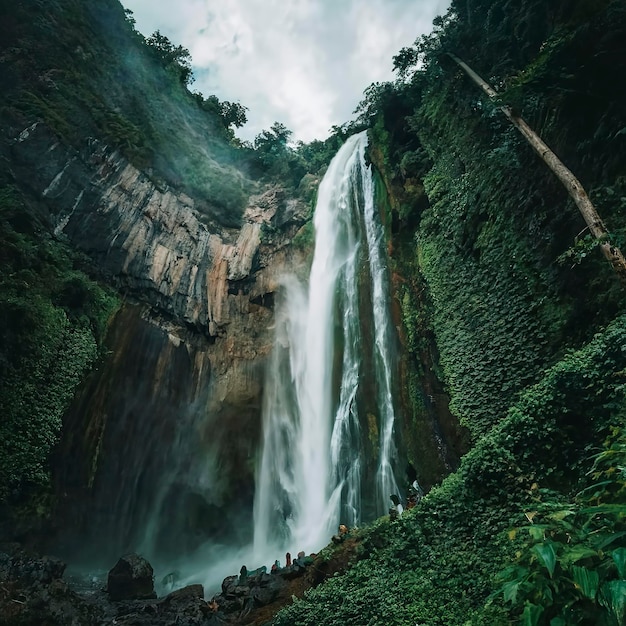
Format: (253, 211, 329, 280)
(61, 131, 403, 595)
(150, 130, 403, 594)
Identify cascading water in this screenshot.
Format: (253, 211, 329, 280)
(53, 131, 403, 595)
(253, 131, 400, 561)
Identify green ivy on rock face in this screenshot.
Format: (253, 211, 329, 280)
(363, 0, 626, 444)
(273, 317, 626, 625)
(0, 185, 119, 510)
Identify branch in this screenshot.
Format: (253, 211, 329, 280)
(448, 53, 626, 287)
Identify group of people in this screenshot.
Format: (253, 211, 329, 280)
(389, 479, 424, 520)
(237, 480, 425, 586)
(238, 550, 314, 584)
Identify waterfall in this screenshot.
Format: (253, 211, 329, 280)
(253, 131, 400, 561)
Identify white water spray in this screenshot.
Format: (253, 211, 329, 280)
(253, 131, 400, 562)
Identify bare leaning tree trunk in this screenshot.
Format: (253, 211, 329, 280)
(448, 52, 626, 287)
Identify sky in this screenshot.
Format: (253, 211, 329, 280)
(120, 0, 451, 143)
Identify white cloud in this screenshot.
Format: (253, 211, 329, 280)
(121, 0, 451, 142)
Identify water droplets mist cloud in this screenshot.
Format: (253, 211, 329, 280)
(121, 0, 451, 142)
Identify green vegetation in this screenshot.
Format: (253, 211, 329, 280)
(0, 0, 355, 225)
(242, 121, 352, 195)
(364, 0, 626, 441)
(1, 1, 625, 624)
(0, 184, 119, 514)
(0, 0, 252, 225)
(144, 30, 195, 87)
(494, 423, 626, 625)
(276, 317, 626, 625)
(275, 0, 626, 623)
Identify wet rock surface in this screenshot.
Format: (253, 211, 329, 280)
(107, 553, 156, 601)
(0, 545, 103, 625)
(0, 546, 349, 626)
(10, 122, 308, 338)
(0, 547, 220, 625)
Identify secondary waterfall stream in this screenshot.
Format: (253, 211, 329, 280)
(253, 131, 400, 561)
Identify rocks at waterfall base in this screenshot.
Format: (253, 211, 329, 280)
(0, 545, 102, 624)
(0, 548, 216, 625)
(107, 553, 156, 601)
(0, 545, 360, 626)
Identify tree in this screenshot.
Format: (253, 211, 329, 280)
(251, 122, 305, 187)
(145, 30, 194, 86)
(219, 101, 248, 130)
(447, 52, 626, 287)
(199, 95, 248, 136)
(392, 47, 420, 80)
(123, 8, 136, 29)
(353, 82, 397, 127)
(254, 122, 292, 154)
(295, 124, 349, 174)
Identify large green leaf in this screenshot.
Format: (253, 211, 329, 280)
(596, 531, 626, 551)
(572, 565, 599, 600)
(533, 542, 557, 578)
(502, 580, 522, 604)
(560, 545, 597, 566)
(600, 580, 626, 624)
(548, 509, 575, 522)
(521, 602, 544, 626)
(581, 503, 626, 516)
(612, 548, 626, 579)
(529, 526, 548, 540)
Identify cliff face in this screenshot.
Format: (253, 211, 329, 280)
(11, 121, 306, 337)
(55, 304, 266, 561)
(7, 119, 308, 558)
(0, 0, 320, 560)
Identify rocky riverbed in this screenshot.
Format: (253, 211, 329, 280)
(0, 537, 360, 626)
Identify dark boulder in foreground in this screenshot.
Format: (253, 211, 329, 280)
(107, 553, 156, 601)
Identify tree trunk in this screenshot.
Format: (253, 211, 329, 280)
(448, 52, 626, 287)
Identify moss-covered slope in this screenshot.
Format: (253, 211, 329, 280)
(1, 0, 252, 225)
(0, 180, 119, 535)
(276, 318, 626, 624)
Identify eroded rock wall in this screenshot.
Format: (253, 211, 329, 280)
(9, 122, 309, 560)
(11, 122, 306, 337)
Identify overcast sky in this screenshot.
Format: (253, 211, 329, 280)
(120, 0, 451, 143)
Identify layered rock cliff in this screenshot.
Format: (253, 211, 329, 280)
(11, 121, 306, 337)
(6, 118, 310, 559)
(0, 0, 324, 569)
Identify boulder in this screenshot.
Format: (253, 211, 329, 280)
(0, 547, 103, 624)
(251, 581, 281, 606)
(107, 553, 156, 601)
(162, 583, 204, 603)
